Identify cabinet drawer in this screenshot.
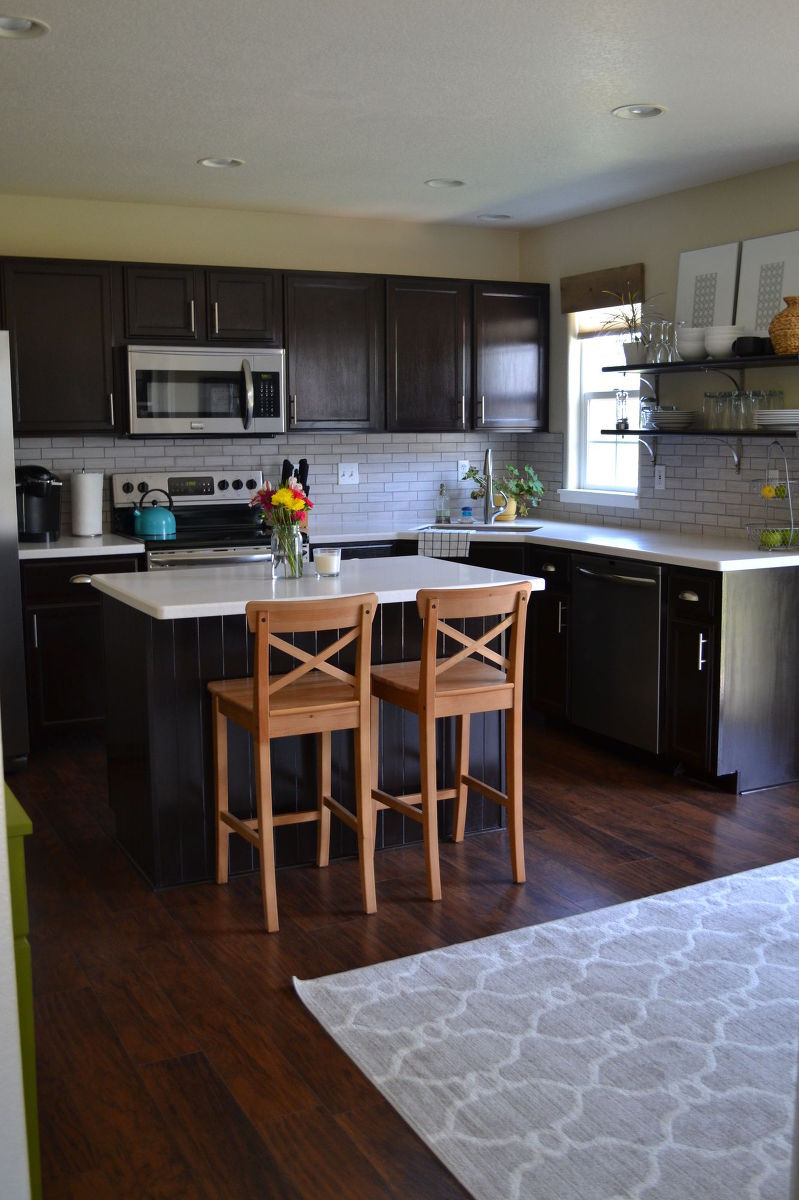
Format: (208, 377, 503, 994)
(21, 555, 138, 602)
(527, 547, 570, 589)
(668, 571, 718, 621)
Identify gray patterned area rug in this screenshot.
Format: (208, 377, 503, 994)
(294, 859, 799, 1200)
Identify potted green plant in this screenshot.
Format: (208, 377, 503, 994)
(462, 463, 544, 521)
(601, 287, 660, 366)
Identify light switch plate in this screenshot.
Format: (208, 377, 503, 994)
(458, 459, 470, 481)
(338, 462, 359, 486)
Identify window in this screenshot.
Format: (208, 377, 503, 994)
(578, 332, 640, 493)
(561, 310, 641, 505)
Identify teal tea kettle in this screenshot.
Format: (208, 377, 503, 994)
(132, 489, 177, 539)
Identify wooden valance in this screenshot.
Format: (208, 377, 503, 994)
(560, 263, 645, 314)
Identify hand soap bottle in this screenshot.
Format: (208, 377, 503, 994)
(435, 482, 451, 524)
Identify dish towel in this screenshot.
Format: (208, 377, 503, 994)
(418, 529, 472, 559)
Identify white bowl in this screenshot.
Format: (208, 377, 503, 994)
(704, 333, 739, 357)
(677, 344, 708, 361)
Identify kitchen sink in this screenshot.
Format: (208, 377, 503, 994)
(423, 523, 541, 533)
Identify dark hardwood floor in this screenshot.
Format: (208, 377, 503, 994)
(11, 720, 799, 1199)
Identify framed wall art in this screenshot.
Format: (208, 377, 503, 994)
(674, 242, 740, 328)
(735, 230, 799, 335)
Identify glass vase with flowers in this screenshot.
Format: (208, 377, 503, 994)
(250, 476, 313, 578)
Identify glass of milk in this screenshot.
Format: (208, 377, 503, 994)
(314, 547, 341, 577)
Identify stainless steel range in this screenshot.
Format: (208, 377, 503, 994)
(112, 469, 306, 570)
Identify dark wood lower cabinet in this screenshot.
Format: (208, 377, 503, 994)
(21, 556, 139, 745)
(665, 618, 717, 774)
(103, 597, 505, 887)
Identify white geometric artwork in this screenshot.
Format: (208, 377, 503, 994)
(737, 231, 799, 335)
(675, 242, 740, 328)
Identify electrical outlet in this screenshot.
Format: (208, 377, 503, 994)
(654, 465, 666, 491)
(457, 459, 470, 481)
(338, 462, 359, 486)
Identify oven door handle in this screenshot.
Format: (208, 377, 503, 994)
(240, 358, 254, 430)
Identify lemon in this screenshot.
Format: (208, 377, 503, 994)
(761, 484, 776, 499)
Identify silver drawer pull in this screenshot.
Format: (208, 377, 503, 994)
(541, 563, 557, 573)
(678, 590, 700, 602)
(698, 632, 708, 671)
(69, 574, 93, 584)
(557, 599, 567, 634)
(578, 566, 656, 587)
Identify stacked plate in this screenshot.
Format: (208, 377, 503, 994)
(650, 410, 696, 431)
(755, 408, 799, 431)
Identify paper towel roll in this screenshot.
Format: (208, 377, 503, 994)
(71, 471, 104, 537)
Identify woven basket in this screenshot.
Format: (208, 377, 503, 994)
(768, 296, 799, 355)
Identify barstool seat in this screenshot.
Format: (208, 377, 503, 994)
(208, 593, 378, 932)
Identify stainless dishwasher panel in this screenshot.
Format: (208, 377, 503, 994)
(569, 554, 663, 753)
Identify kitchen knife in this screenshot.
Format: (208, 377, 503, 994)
(281, 459, 294, 484)
(298, 458, 309, 496)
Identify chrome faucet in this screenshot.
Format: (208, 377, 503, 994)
(482, 448, 508, 524)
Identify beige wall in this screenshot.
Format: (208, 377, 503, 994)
(519, 160, 799, 430)
(0, 193, 520, 281)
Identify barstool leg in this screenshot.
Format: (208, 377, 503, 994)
(212, 697, 230, 885)
(254, 733, 279, 932)
(506, 704, 525, 884)
(370, 695, 380, 852)
(452, 713, 471, 843)
(317, 730, 332, 869)
(419, 710, 442, 902)
(355, 721, 377, 914)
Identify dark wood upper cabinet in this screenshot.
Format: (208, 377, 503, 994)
(285, 272, 384, 430)
(3, 259, 115, 433)
(123, 264, 203, 340)
(473, 282, 549, 432)
(206, 269, 282, 344)
(387, 277, 470, 432)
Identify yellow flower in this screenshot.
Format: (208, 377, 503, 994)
(761, 484, 776, 499)
(272, 487, 299, 510)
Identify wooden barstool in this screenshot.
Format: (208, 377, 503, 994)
(370, 581, 532, 901)
(207, 593, 378, 932)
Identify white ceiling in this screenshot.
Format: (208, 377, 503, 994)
(3, 0, 799, 228)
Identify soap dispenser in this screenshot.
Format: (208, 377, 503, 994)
(435, 482, 451, 524)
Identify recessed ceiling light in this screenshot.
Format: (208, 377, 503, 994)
(424, 178, 465, 188)
(197, 157, 245, 169)
(611, 103, 666, 120)
(0, 13, 49, 37)
(478, 214, 512, 222)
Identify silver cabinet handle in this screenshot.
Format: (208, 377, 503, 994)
(241, 359, 254, 430)
(679, 590, 700, 602)
(698, 632, 708, 671)
(291, 395, 298, 424)
(108, 392, 114, 425)
(479, 394, 486, 424)
(189, 299, 196, 333)
(213, 301, 220, 334)
(69, 574, 93, 585)
(557, 599, 567, 634)
(32, 613, 38, 650)
(461, 395, 466, 427)
(541, 563, 557, 573)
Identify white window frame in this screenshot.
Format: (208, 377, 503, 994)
(560, 315, 641, 509)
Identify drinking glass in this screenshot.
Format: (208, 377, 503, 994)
(314, 547, 341, 577)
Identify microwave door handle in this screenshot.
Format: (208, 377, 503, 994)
(240, 358, 254, 430)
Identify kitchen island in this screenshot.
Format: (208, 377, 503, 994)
(92, 556, 540, 887)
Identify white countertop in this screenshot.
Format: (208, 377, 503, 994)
(18, 534, 145, 560)
(90, 554, 541, 620)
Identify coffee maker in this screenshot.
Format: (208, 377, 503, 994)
(16, 465, 63, 542)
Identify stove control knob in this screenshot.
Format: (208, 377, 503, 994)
(217, 479, 229, 491)
(245, 478, 257, 490)
(232, 478, 243, 490)
(137, 481, 149, 493)
(121, 481, 134, 494)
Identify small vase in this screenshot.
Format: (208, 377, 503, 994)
(768, 296, 799, 356)
(623, 341, 648, 366)
(270, 526, 304, 578)
(494, 497, 517, 522)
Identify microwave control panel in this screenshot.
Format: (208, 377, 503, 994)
(254, 372, 281, 419)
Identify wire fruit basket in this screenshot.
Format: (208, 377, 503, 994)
(746, 441, 798, 550)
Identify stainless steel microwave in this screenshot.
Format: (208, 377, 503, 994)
(126, 345, 286, 436)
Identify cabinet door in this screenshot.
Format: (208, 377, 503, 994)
(25, 602, 108, 738)
(3, 259, 115, 433)
(207, 269, 282, 344)
(387, 278, 470, 432)
(286, 273, 384, 429)
(526, 549, 570, 716)
(474, 282, 548, 431)
(123, 265, 201, 339)
(666, 619, 717, 772)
